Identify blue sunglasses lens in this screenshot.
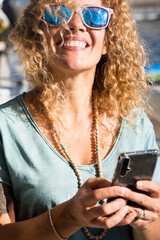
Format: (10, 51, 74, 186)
(44, 5, 71, 25)
(82, 7, 109, 28)
(44, 6, 109, 29)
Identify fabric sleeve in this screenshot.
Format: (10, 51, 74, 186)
(0, 137, 12, 186)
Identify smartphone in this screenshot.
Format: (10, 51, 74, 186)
(108, 149, 159, 206)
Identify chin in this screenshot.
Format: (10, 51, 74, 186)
(57, 61, 89, 73)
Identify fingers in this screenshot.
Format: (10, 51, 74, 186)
(83, 178, 111, 191)
(88, 198, 127, 218)
(93, 206, 129, 229)
(71, 178, 129, 229)
(136, 181, 160, 197)
(116, 185, 159, 211)
(80, 185, 126, 207)
(129, 207, 159, 230)
(72, 179, 160, 231)
(119, 212, 137, 226)
(118, 207, 158, 227)
(132, 208, 159, 221)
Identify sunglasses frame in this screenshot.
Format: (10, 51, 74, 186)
(44, 5, 113, 30)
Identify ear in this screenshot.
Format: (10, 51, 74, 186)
(101, 45, 107, 55)
(101, 38, 108, 55)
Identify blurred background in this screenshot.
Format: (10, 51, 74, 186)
(0, 0, 160, 147)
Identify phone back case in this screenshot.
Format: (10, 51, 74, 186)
(112, 150, 159, 188)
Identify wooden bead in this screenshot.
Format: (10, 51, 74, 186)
(86, 231, 92, 237)
(83, 227, 88, 233)
(52, 100, 107, 239)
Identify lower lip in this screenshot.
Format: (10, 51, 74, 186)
(62, 46, 87, 51)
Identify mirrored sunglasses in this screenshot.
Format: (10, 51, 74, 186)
(44, 5, 113, 29)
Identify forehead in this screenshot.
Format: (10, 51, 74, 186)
(75, 0, 103, 6)
(50, 0, 103, 6)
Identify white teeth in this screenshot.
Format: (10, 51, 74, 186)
(63, 41, 86, 48)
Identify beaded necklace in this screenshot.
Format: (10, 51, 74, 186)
(52, 98, 107, 240)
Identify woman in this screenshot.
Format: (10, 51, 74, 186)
(0, 0, 160, 239)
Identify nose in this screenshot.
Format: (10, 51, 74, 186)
(68, 12, 86, 32)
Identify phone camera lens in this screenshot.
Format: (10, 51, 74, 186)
(120, 158, 130, 176)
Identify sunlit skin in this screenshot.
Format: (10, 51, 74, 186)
(45, 0, 107, 75)
(0, 1, 160, 240)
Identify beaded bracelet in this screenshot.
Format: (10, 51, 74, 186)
(48, 209, 68, 240)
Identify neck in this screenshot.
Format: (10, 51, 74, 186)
(58, 70, 95, 118)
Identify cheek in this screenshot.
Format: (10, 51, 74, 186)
(43, 26, 60, 48)
(93, 30, 107, 55)
(48, 26, 60, 36)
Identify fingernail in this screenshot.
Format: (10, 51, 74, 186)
(137, 181, 143, 188)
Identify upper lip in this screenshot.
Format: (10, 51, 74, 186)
(56, 36, 90, 47)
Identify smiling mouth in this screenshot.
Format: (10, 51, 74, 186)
(56, 38, 89, 50)
(63, 41, 87, 48)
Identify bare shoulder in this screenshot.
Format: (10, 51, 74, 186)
(0, 182, 15, 224)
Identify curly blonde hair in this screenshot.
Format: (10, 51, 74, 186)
(9, 0, 149, 121)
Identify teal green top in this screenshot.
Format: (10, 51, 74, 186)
(0, 94, 160, 240)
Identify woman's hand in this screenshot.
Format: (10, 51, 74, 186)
(117, 180, 160, 230)
(67, 177, 131, 230)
